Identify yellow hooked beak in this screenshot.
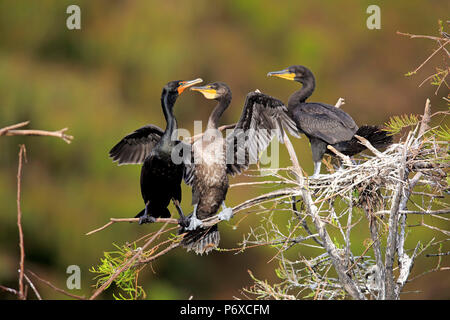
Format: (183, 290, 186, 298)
(190, 85, 219, 99)
(267, 69, 296, 81)
(178, 78, 203, 94)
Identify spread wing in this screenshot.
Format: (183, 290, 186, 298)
(226, 91, 298, 176)
(292, 102, 358, 144)
(109, 124, 164, 165)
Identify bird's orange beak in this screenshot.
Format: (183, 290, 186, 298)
(178, 78, 203, 94)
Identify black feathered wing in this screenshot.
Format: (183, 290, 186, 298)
(292, 102, 358, 145)
(226, 91, 299, 176)
(109, 124, 164, 165)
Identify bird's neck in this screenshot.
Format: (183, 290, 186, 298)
(288, 77, 315, 109)
(207, 95, 231, 130)
(161, 92, 178, 139)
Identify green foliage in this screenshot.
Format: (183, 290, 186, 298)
(383, 114, 419, 135)
(431, 124, 450, 141)
(430, 68, 448, 87)
(89, 243, 145, 300)
(333, 237, 343, 249)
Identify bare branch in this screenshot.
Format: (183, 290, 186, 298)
(0, 285, 19, 296)
(354, 135, 384, 158)
(327, 145, 352, 166)
(283, 134, 365, 300)
(23, 273, 42, 300)
(26, 270, 86, 300)
(86, 188, 296, 236)
(334, 98, 345, 108)
(0, 121, 30, 135)
(418, 99, 432, 137)
(0, 121, 74, 144)
(85, 217, 177, 236)
(17, 145, 26, 300)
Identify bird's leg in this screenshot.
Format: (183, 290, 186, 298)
(218, 202, 233, 221)
(186, 204, 203, 231)
(311, 161, 322, 179)
(310, 139, 327, 179)
(138, 201, 156, 225)
(173, 199, 189, 228)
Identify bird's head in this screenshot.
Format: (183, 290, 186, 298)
(190, 82, 231, 101)
(267, 65, 313, 84)
(164, 78, 203, 96)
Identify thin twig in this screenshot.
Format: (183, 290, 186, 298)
(17, 145, 26, 300)
(335, 98, 345, 108)
(26, 270, 86, 300)
(418, 99, 431, 137)
(0, 285, 19, 296)
(23, 273, 42, 300)
(354, 135, 384, 158)
(137, 242, 181, 265)
(396, 31, 449, 42)
(0, 121, 30, 135)
(327, 145, 352, 165)
(426, 251, 450, 257)
(85, 217, 177, 236)
(86, 188, 295, 236)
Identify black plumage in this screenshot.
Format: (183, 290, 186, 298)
(180, 82, 294, 254)
(109, 79, 202, 224)
(268, 65, 393, 177)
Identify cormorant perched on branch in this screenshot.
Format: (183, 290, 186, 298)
(109, 78, 203, 225)
(268, 65, 393, 177)
(180, 82, 295, 254)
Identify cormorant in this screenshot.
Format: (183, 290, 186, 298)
(267, 65, 392, 177)
(109, 78, 203, 225)
(180, 82, 295, 254)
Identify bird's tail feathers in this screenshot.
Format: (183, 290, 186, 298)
(357, 125, 393, 149)
(179, 224, 220, 255)
(341, 125, 393, 156)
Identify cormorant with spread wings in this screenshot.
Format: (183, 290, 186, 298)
(109, 78, 202, 225)
(180, 82, 296, 254)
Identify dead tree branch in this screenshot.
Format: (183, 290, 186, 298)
(0, 121, 74, 144)
(16, 145, 26, 300)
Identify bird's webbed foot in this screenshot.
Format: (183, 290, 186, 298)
(138, 214, 156, 225)
(186, 204, 203, 231)
(218, 202, 233, 221)
(137, 203, 157, 225)
(186, 216, 203, 230)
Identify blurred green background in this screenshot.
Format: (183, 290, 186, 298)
(0, 0, 448, 299)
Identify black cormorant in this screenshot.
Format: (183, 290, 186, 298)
(109, 78, 203, 224)
(180, 82, 295, 254)
(267, 65, 392, 177)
